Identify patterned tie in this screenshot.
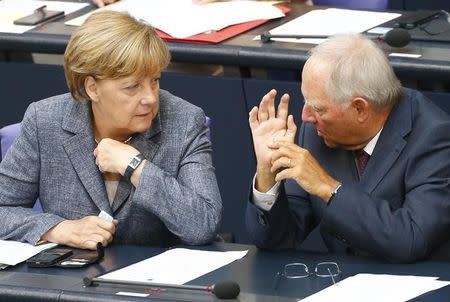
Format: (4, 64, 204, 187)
(356, 149, 370, 176)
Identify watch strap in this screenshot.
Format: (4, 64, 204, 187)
(124, 153, 145, 181)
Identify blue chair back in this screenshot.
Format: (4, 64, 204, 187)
(0, 123, 42, 212)
(0, 123, 20, 160)
(313, 0, 388, 9)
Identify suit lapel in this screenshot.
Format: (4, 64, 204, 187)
(111, 113, 162, 212)
(361, 94, 412, 193)
(61, 100, 111, 214)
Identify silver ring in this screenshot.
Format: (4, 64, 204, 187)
(287, 158, 291, 168)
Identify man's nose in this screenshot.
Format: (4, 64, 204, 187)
(301, 105, 317, 123)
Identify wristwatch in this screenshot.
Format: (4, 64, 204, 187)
(327, 183, 342, 204)
(124, 153, 145, 181)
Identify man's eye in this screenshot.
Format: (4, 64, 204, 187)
(313, 106, 322, 113)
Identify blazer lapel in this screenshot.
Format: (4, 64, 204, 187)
(112, 113, 162, 212)
(61, 100, 111, 214)
(361, 95, 412, 193)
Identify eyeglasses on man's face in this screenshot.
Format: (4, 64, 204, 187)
(273, 262, 341, 290)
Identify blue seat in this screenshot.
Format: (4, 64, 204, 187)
(0, 123, 42, 212)
(313, 0, 388, 10)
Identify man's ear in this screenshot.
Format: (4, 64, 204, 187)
(84, 76, 99, 102)
(351, 97, 370, 123)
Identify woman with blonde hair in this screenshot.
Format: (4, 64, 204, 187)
(0, 11, 222, 249)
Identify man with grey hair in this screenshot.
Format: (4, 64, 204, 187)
(246, 34, 450, 263)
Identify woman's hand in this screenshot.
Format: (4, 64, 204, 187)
(41, 217, 118, 250)
(94, 138, 139, 175)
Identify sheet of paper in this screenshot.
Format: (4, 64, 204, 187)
(258, 8, 400, 44)
(300, 274, 450, 302)
(0, 0, 88, 34)
(0, 240, 58, 266)
(100, 248, 248, 284)
(66, 0, 285, 38)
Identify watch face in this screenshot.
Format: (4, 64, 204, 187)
(129, 157, 141, 169)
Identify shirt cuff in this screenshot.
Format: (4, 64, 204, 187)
(252, 173, 280, 211)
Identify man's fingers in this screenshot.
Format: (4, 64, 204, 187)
(270, 156, 292, 173)
(258, 96, 269, 122)
(267, 90, 276, 119)
(285, 115, 297, 141)
(249, 106, 260, 131)
(270, 140, 300, 152)
(277, 93, 290, 120)
(275, 168, 290, 183)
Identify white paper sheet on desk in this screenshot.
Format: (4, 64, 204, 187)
(0, 0, 89, 34)
(0, 240, 57, 266)
(258, 8, 400, 44)
(100, 248, 248, 285)
(300, 273, 450, 302)
(65, 0, 285, 39)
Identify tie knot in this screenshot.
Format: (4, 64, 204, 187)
(356, 149, 370, 176)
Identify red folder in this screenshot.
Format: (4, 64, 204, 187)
(156, 5, 291, 45)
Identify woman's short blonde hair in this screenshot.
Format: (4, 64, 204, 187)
(64, 10, 171, 101)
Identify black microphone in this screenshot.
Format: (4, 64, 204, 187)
(379, 28, 411, 47)
(260, 28, 411, 48)
(83, 277, 240, 299)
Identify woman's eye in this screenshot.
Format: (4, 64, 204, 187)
(126, 83, 139, 90)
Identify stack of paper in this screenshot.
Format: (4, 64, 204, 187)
(65, 0, 285, 39)
(301, 273, 450, 302)
(260, 8, 401, 44)
(100, 248, 248, 284)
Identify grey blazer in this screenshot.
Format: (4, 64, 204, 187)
(0, 90, 222, 246)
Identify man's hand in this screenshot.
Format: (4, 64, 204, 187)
(249, 89, 296, 192)
(92, 0, 118, 7)
(41, 216, 118, 250)
(94, 138, 139, 175)
(269, 140, 340, 202)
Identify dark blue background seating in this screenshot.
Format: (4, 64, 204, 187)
(0, 123, 42, 211)
(0, 62, 449, 248)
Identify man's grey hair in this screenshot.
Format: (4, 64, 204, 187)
(308, 34, 402, 109)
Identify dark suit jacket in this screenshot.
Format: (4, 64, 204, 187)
(246, 88, 450, 262)
(0, 91, 222, 247)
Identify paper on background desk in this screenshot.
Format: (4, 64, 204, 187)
(100, 248, 248, 284)
(300, 273, 450, 302)
(0, 240, 57, 266)
(257, 8, 400, 44)
(0, 0, 89, 34)
(65, 0, 285, 39)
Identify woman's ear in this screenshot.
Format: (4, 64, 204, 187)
(84, 76, 99, 102)
(351, 97, 370, 123)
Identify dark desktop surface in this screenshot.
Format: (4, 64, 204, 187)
(1, 3, 450, 81)
(1, 243, 450, 301)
